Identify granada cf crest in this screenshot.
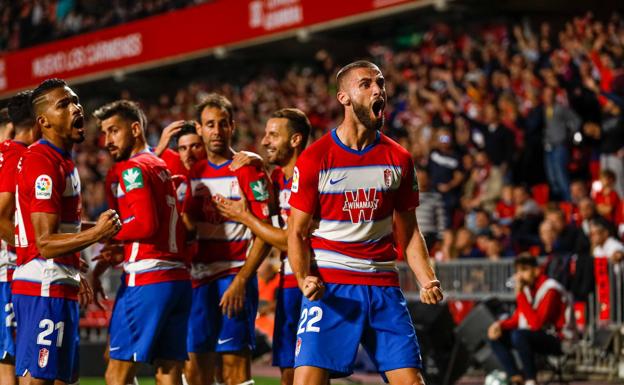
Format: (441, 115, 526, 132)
(38, 348, 49, 368)
(384, 169, 392, 188)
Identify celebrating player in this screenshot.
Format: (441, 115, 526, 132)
(0, 90, 39, 385)
(288, 61, 444, 385)
(183, 94, 271, 385)
(214, 108, 311, 385)
(12, 78, 121, 385)
(93, 100, 192, 385)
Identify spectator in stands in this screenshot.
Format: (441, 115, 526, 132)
(428, 127, 464, 227)
(461, 150, 503, 213)
(590, 217, 624, 263)
(538, 220, 557, 256)
(488, 256, 567, 385)
(543, 206, 578, 254)
(511, 185, 542, 250)
(495, 185, 515, 226)
(453, 227, 484, 259)
(594, 169, 621, 224)
(415, 168, 447, 251)
(475, 104, 516, 174)
(542, 86, 581, 201)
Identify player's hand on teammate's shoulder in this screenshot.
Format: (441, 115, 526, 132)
(220, 275, 247, 318)
(419, 279, 443, 305)
(93, 209, 122, 241)
(229, 150, 264, 171)
(300, 275, 325, 301)
(213, 193, 249, 222)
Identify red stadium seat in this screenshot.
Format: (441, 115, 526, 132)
(532, 184, 550, 206)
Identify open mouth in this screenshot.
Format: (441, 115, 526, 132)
(72, 115, 85, 129)
(372, 99, 385, 119)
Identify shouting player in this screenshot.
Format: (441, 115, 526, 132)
(214, 108, 310, 385)
(288, 61, 444, 385)
(0, 91, 39, 385)
(13, 78, 121, 385)
(183, 94, 271, 385)
(93, 100, 192, 385)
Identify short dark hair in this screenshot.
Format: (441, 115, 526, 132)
(8, 90, 34, 129)
(196, 93, 234, 124)
(93, 100, 147, 132)
(0, 108, 10, 126)
(514, 255, 538, 268)
(270, 108, 311, 150)
(336, 60, 380, 90)
(31, 78, 67, 114)
(589, 216, 611, 232)
(174, 121, 200, 143)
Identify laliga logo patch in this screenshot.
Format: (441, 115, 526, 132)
(291, 167, 300, 193)
(38, 348, 49, 368)
(295, 337, 302, 357)
(35, 175, 53, 200)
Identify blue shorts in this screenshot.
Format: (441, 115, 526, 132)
(272, 287, 302, 368)
(187, 275, 258, 353)
(109, 280, 192, 363)
(0, 282, 15, 360)
(13, 294, 79, 383)
(294, 284, 422, 378)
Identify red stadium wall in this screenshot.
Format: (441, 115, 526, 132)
(0, 0, 425, 98)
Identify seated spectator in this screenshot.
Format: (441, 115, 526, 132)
(415, 168, 447, 251)
(538, 220, 557, 256)
(453, 227, 484, 259)
(543, 206, 578, 254)
(461, 150, 504, 212)
(488, 256, 567, 385)
(590, 217, 624, 263)
(495, 184, 516, 226)
(594, 169, 621, 224)
(511, 185, 543, 250)
(484, 235, 512, 260)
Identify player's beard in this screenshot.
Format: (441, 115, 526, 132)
(352, 100, 383, 131)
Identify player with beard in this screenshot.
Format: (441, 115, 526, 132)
(13, 78, 121, 385)
(213, 108, 310, 385)
(93, 100, 192, 385)
(183, 94, 271, 385)
(288, 61, 443, 385)
(0, 91, 40, 385)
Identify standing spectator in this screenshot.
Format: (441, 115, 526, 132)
(542, 86, 581, 201)
(479, 104, 515, 174)
(415, 168, 447, 251)
(428, 127, 465, 227)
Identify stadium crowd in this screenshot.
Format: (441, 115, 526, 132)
(57, 12, 624, 273)
(0, 0, 210, 52)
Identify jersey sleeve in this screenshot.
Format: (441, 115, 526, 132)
(237, 165, 270, 220)
(24, 153, 63, 215)
(288, 152, 320, 215)
(395, 155, 419, 212)
(114, 163, 159, 241)
(160, 148, 186, 176)
(0, 150, 19, 193)
(104, 169, 119, 212)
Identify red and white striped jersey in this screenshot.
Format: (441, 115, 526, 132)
(13, 140, 82, 300)
(271, 167, 297, 289)
(106, 150, 189, 287)
(289, 129, 419, 287)
(184, 159, 270, 287)
(0, 140, 27, 282)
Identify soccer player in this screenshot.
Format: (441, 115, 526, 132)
(93, 100, 192, 385)
(0, 91, 39, 385)
(214, 108, 310, 385)
(288, 61, 444, 385)
(13, 78, 121, 385)
(183, 94, 271, 385)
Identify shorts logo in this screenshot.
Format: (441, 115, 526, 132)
(384, 169, 392, 188)
(250, 179, 269, 201)
(291, 167, 299, 193)
(295, 337, 302, 357)
(343, 188, 379, 223)
(122, 167, 144, 192)
(35, 175, 53, 200)
(38, 348, 49, 368)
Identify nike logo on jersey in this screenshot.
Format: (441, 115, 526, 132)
(329, 176, 347, 185)
(217, 337, 234, 345)
(109, 347, 121, 351)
